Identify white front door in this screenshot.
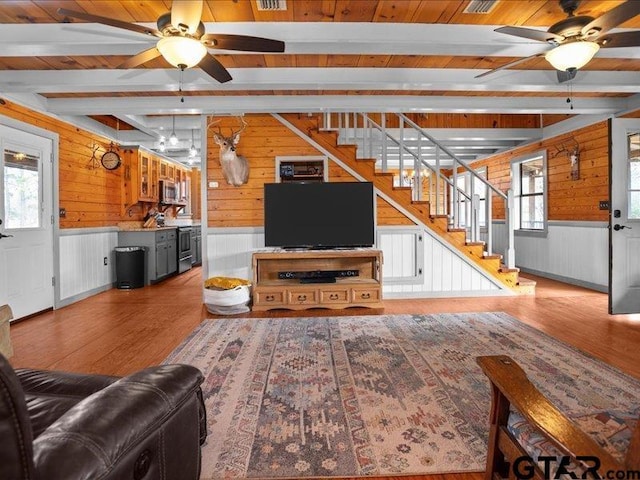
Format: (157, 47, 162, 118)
(0, 124, 54, 320)
(610, 118, 640, 314)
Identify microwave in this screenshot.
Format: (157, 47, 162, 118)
(160, 180, 177, 204)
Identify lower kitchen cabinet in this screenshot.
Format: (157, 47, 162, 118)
(118, 228, 177, 284)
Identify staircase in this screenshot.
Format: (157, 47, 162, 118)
(276, 113, 535, 295)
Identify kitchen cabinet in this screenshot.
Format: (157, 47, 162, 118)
(117, 228, 177, 284)
(191, 225, 202, 266)
(122, 147, 193, 214)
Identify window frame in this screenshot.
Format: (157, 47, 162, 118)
(511, 151, 548, 237)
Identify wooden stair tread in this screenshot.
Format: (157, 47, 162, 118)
(466, 241, 485, 246)
(517, 276, 537, 286)
(499, 266, 520, 273)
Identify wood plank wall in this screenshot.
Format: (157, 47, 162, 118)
(206, 114, 414, 228)
(1, 100, 192, 228)
(470, 120, 610, 222)
(1, 99, 128, 228)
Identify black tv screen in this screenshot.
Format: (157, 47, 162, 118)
(264, 182, 375, 249)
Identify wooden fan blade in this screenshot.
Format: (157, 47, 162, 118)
(475, 53, 546, 79)
(118, 47, 163, 69)
(171, 0, 203, 35)
(581, 0, 640, 37)
(199, 54, 232, 83)
(202, 34, 285, 53)
(598, 30, 640, 48)
(495, 26, 563, 43)
(57, 8, 162, 38)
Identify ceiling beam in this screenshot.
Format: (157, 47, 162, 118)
(44, 94, 626, 115)
(2, 23, 639, 59)
(2, 68, 638, 95)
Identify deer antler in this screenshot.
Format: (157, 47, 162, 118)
(231, 115, 247, 136)
(206, 119, 222, 132)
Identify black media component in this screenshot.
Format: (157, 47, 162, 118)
(264, 182, 375, 249)
(278, 269, 359, 280)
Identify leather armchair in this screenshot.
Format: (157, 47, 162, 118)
(0, 353, 206, 480)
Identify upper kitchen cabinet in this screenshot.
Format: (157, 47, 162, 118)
(122, 147, 192, 215)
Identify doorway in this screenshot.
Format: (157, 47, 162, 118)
(0, 124, 54, 320)
(609, 118, 640, 314)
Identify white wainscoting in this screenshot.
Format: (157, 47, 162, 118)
(488, 221, 608, 291)
(378, 226, 503, 297)
(58, 228, 118, 304)
(207, 226, 503, 297)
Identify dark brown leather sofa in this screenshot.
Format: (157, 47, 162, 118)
(0, 353, 206, 480)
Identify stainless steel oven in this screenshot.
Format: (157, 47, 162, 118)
(177, 227, 192, 273)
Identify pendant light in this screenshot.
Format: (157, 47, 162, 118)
(169, 116, 179, 146)
(189, 129, 197, 158)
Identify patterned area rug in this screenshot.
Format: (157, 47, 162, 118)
(164, 313, 640, 479)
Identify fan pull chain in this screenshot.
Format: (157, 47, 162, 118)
(179, 67, 185, 103)
(566, 81, 574, 111)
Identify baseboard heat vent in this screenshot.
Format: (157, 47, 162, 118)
(256, 0, 287, 11)
(463, 0, 499, 14)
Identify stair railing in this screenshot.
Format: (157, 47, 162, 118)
(323, 112, 515, 268)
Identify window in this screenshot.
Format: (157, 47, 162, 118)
(3, 148, 41, 229)
(628, 132, 640, 219)
(512, 153, 546, 232)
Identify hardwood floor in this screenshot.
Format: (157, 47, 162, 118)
(8, 268, 640, 480)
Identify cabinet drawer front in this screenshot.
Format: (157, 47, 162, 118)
(320, 289, 349, 304)
(254, 290, 285, 306)
(167, 230, 177, 240)
(156, 231, 167, 242)
(287, 290, 318, 305)
(351, 288, 381, 303)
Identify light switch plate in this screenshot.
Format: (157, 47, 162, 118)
(208, 181, 218, 188)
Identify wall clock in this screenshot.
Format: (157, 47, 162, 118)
(101, 145, 121, 170)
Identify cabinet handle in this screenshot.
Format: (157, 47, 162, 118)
(265, 295, 275, 302)
(329, 294, 339, 300)
(297, 294, 307, 301)
(360, 292, 371, 299)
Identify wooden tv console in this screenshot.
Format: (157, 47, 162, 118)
(251, 249, 383, 311)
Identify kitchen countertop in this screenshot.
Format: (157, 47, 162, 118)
(119, 226, 177, 232)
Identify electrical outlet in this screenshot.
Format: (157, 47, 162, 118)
(208, 181, 219, 188)
(59, 208, 66, 218)
(103, 257, 108, 266)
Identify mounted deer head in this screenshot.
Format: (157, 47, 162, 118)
(209, 116, 249, 187)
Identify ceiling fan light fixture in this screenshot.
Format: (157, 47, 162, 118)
(544, 41, 600, 71)
(157, 36, 207, 69)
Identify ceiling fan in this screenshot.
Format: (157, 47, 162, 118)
(476, 0, 640, 81)
(57, 0, 285, 83)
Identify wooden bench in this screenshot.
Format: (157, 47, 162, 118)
(477, 355, 639, 480)
(0, 304, 13, 358)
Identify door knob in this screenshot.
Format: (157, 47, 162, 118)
(613, 224, 632, 231)
(0, 232, 13, 239)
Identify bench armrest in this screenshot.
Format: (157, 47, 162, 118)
(476, 355, 621, 473)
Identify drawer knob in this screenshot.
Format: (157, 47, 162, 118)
(297, 294, 307, 301)
(266, 295, 275, 302)
(361, 292, 371, 299)
(329, 293, 339, 300)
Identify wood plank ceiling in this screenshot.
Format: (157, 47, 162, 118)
(0, 1, 639, 163)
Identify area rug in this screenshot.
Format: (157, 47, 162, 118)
(163, 313, 640, 479)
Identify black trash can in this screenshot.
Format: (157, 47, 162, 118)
(115, 246, 146, 289)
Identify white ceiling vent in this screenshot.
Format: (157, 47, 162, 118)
(463, 0, 499, 14)
(256, 0, 287, 11)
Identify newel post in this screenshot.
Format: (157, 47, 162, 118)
(505, 189, 515, 269)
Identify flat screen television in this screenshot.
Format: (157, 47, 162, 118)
(264, 181, 375, 249)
